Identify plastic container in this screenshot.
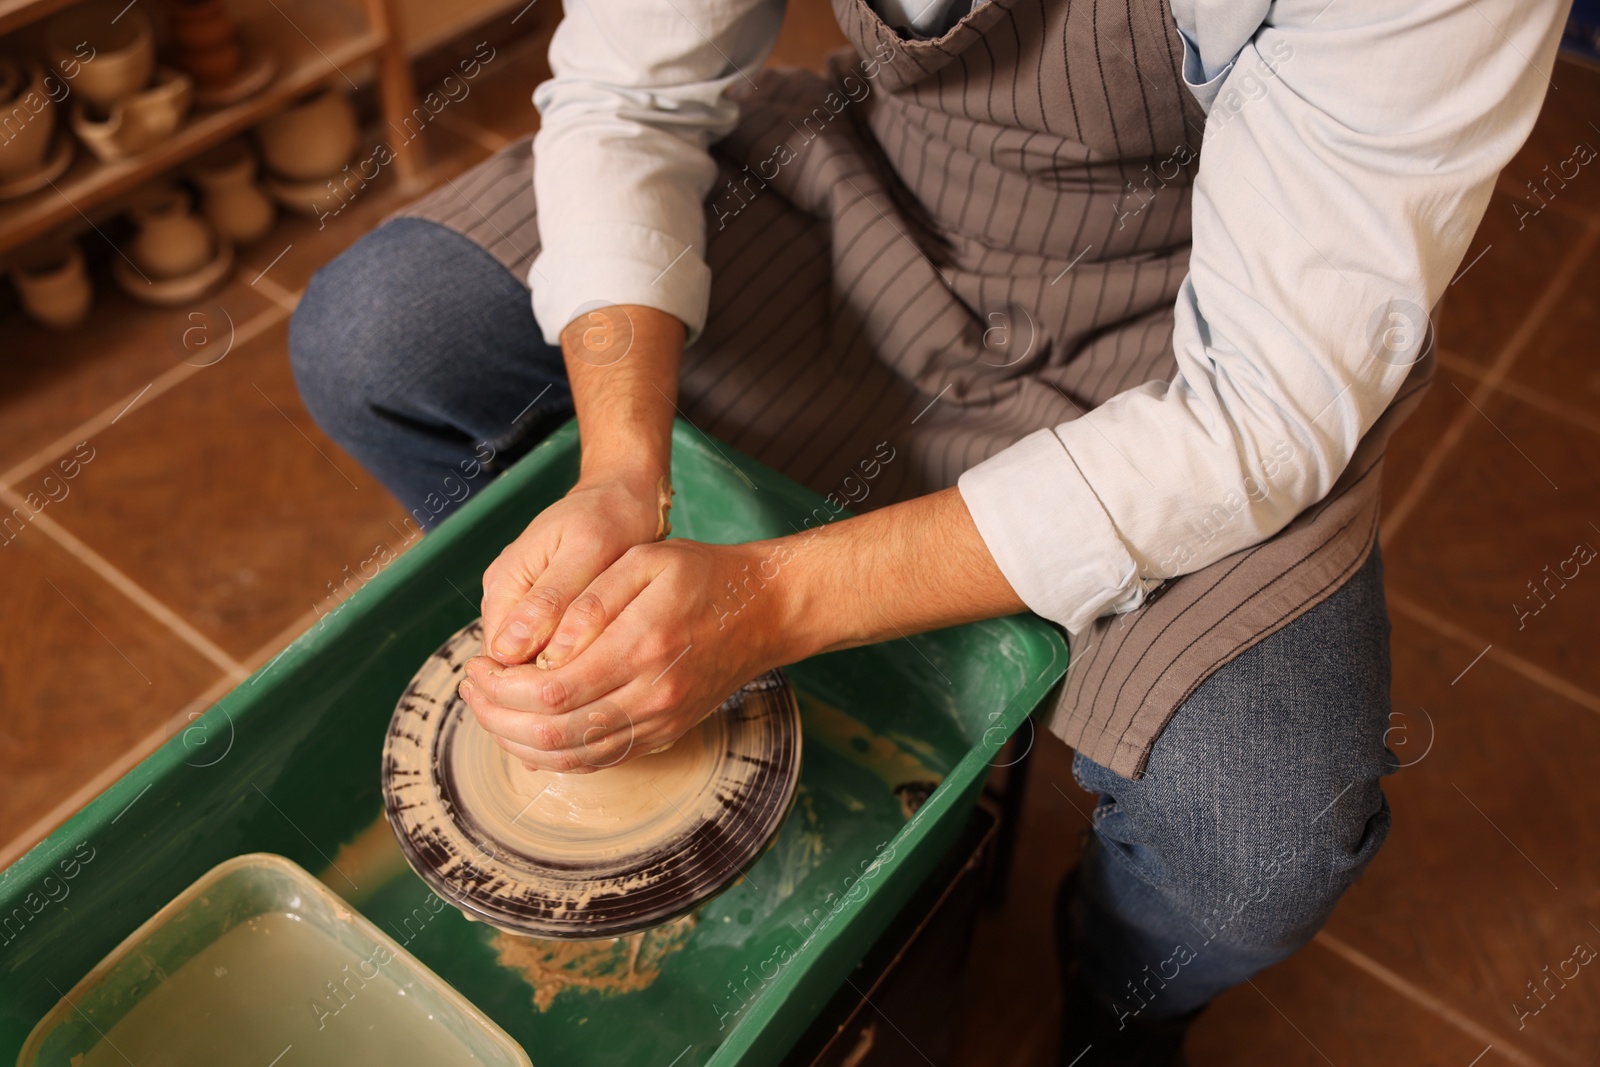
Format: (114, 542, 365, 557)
(18, 853, 530, 1066)
(0, 420, 1068, 1065)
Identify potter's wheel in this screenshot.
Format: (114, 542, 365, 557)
(382, 620, 802, 939)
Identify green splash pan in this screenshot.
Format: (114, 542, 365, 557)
(0, 420, 1067, 1066)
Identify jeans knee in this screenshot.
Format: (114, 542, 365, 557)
(288, 218, 448, 438)
(1181, 786, 1392, 955)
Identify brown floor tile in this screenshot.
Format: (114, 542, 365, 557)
(771, 0, 852, 72)
(1383, 384, 1600, 694)
(0, 531, 220, 835)
(47, 317, 410, 661)
(0, 271, 278, 478)
(1501, 56, 1600, 222)
(1437, 189, 1586, 366)
(236, 122, 493, 296)
(1381, 364, 1475, 517)
(1504, 239, 1600, 420)
(1323, 613, 1600, 1065)
(1187, 942, 1491, 1067)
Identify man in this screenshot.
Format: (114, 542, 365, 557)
(290, 0, 1566, 1060)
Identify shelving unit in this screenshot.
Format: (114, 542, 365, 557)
(0, 0, 425, 258)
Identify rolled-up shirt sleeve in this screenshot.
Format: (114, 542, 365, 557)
(531, 0, 783, 345)
(958, 0, 1566, 634)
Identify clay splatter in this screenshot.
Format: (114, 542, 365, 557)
(799, 695, 945, 796)
(492, 913, 698, 1011)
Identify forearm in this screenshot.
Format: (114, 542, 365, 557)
(766, 487, 1028, 661)
(560, 304, 682, 492)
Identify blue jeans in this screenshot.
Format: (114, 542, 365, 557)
(290, 218, 1395, 1019)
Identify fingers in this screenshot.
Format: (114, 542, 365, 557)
(479, 541, 548, 662)
(487, 573, 572, 664)
(537, 550, 657, 670)
(460, 679, 640, 772)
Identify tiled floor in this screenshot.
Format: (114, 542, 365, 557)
(2, 4, 1598, 1065)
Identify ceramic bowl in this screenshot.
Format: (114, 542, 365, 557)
(46, 2, 155, 110)
(0, 59, 58, 182)
(0, 132, 73, 201)
(9, 240, 91, 330)
(71, 66, 193, 163)
(262, 171, 349, 219)
(113, 232, 233, 306)
(256, 88, 357, 180)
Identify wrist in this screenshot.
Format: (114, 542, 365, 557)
(746, 534, 832, 666)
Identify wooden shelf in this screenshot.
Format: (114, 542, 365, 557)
(0, 0, 387, 257)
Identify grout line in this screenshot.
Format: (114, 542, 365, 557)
(1436, 349, 1600, 437)
(1313, 932, 1552, 1067)
(0, 303, 292, 490)
(251, 272, 302, 312)
(1382, 221, 1600, 543)
(1386, 591, 1600, 718)
(0, 489, 247, 677)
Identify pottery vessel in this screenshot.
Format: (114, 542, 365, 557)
(112, 232, 233, 306)
(127, 183, 214, 279)
(9, 240, 91, 330)
(0, 59, 58, 182)
(46, 3, 155, 110)
(256, 89, 357, 180)
(72, 66, 192, 162)
(168, 0, 244, 90)
(190, 139, 275, 243)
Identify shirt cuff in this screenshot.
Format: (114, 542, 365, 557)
(530, 220, 712, 346)
(957, 427, 1149, 634)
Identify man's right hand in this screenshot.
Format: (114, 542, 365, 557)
(479, 302, 686, 669)
(480, 472, 665, 667)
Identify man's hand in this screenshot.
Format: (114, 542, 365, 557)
(480, 303, 684, 666)
(479, 474, 666, 665)
(460, 488, 1028, 772)
(462, 539, 796, 772)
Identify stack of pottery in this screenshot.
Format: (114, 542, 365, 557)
(0, 58, 73, 200)
(48, 2, 193, 163)
(9, 239, 92, 330)
(112, 182, 234, 305)
(189, 139, 275, 244)
(256, 89, 359, 217)
(167, 0, 274, 109)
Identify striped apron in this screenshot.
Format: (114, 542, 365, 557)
(397, 0, 1431, 778)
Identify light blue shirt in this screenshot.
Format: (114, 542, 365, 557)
(530, 0, 1568, 633)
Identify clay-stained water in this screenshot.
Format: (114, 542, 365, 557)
(79, 911, 501, 1066)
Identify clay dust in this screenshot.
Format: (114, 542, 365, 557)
(492, 913, 698, 1011)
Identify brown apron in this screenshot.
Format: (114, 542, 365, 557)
(398, 0, 1430, 778)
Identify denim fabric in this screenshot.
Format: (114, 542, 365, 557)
(289, 218, 573, 529)
(1068, 544, 1395, 1020)
(290, 216, 1396, 1017)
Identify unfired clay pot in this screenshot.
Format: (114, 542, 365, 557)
(190, 139, 275, 244)
(0, 59, 58, 182)
(127, 183, 215, 280)
(72, 66, 193, 162)
(256, 89, 357, 180)
(10, 240, 91, 330)
(168, 0, 244, 90)
(46, 3, 155, 110)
